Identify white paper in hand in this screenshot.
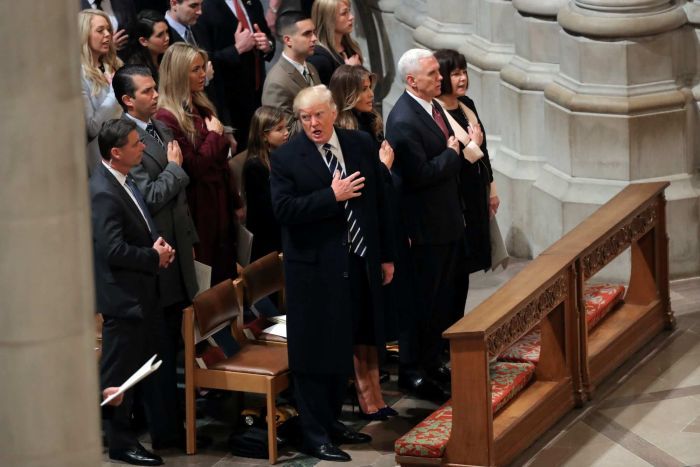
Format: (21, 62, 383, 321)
(101, 354, 162, 406)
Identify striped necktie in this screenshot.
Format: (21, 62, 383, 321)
(146, 122, 164, 148)
(322, 143, 366, 257)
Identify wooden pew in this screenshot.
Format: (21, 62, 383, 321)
(394, 182, 673, 466)
(541, 181, 674, 399)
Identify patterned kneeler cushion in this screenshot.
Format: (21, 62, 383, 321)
(584, 283, 625, 329)
(394, 361, 536, 458)
(498, 328, 541, 364)
(497, 283, 626, 364)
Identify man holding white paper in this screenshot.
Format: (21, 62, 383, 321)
(91, 118, 174, 466)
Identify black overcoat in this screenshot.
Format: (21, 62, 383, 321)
(270, 128, 394, 374)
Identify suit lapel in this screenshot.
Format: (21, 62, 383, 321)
(280, 58, 308, 90)
(137, 125, 167, 170)
(403, 92, 449, 143)
(101, 164, 152, 236)
(299, 134, 332, 185)
(336, 129, 359, 176)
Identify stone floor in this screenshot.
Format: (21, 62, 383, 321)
(103, 260, 700, 466)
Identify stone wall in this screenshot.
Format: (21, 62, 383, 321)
(362, 0, 700, 279)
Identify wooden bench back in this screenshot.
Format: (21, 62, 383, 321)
(442, 182, 671, 466)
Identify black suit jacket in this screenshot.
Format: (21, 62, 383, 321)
(194, 0, 275, 147)
(90, 162, 160, 320)
(270, 128, 393, 374)
(385, 91, 464, 246)
(80, 0, 136, 30)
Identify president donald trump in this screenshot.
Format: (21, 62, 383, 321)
(270, 85, 394, 462)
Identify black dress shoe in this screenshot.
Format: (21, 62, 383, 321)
(378, 405, 398, 417)
(304, 443, 351, 462)
(332, 429, 372, 444)
(426, 364, 451, 385)
(109, 444, 163, 466)
(398, 373, 450, 403)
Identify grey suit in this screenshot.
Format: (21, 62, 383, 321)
(126, 115, 199, 306)
(262, 56, 320, 133)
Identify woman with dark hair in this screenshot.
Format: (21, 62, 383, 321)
(243, 106, 290, 261)
(123, 9, 170, 83)
(433, 48, 500, 280)
(308, 0, 362, 85)
(329, 65, 400, 421)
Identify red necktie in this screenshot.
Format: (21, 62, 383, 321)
(233, 0, 261, 90)
(432, 105, 450, 140)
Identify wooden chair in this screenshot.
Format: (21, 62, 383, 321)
(240, 252, 287, 344)
(183, 278, 290, 463)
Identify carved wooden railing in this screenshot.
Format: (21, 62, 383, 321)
(541, 181, 674, 399)
(433, 182, 672, 467)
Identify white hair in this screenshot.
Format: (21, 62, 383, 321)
(293, 84, 337, 114)
(397, 48, 434, 84)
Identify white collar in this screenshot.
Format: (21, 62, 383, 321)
(406, 90, 434, 116)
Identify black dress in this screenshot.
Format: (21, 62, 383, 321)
(307, 45, 342, 86)
(446, 96, 493, 273)
(355, 112, 417, 354)
(243, 156, 281, 261)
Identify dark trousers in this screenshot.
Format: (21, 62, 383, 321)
(101, 316, 152, 450)
(409, 238, 468, 371)
(293, 372, 348, 449)
(101, 309, 180, 450)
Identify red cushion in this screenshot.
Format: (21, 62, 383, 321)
(491, 361, 536, 412)
(394, 361, 536, 458)
(394, 402, 452, 458)
(584, 283, 625, 329)
(498, 328, 541, 364)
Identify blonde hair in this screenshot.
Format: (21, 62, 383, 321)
(158, 43, 218, 145)
(293, 85, 337, 114)
(79, 9, 122, 96)
(311, 0, 362, 64)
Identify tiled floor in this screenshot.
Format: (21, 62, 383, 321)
(103, 261, 700, 466)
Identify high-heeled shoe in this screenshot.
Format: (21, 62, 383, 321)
(378, 406, 398, 417)
(359, 409, 388, 421)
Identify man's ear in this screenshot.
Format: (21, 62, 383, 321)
(121, 94, 133, 110)
(282, 34, 292, 48)
(110, 146, 121, 162)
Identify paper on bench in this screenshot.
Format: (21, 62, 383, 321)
(101, 354, 162, 406)
(262, 322, 287, 338)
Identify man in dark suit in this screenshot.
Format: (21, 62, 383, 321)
(91, 118, 175, 466)
(164, 0, 202, 45)
(194, 0, 275, 150)
(262, 10, 320, 133)
(270, 85, 394, 462)
(113, 65, 201, 449)
(385, 48, 465, 402)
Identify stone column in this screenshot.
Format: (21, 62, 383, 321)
(533, 0, 698, 277)
(381, 0, 428, 113)
(495, 0, 568, 257)
(459, 0, 517, 138)
(0, 1, 102, 466)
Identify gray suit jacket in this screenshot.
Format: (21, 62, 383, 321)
(125, 115, 200, 306)
(262, 57, 320, 133)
